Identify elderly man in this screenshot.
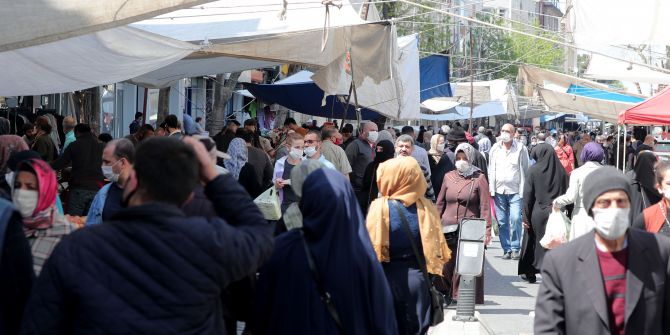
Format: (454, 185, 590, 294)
(61, 116, 76, 153)
(345, 122, 378, 207)
(321, 127, 352, 179)
(488, 123, 529, 260)
(86, 138, 136, 225)
(401, 126, 431, 175)
(303, 130, 337, 170)
(395, 134, 435, 201)
(535, 166, 670, 334)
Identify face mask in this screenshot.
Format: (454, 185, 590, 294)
(101, 166, 119, 183)
(304, 146, 318, 158)
(500, 132, 512, 143)
(367, 131, 379, 143)
(455, 160, 470, 173)
(592, 207, 630, 240)
(289, 148, 304, 160)
(662, 188, 670, 200)
(12, 189, 39, 218)
(531, 141, 537, 146)
(437, 143, 445, 152)
(334, 138, 343, 145)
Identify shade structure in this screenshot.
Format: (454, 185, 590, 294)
(619, 86, 670, 125)
(584, 54, 670, 85)
(0, 0, 213, 52)
(420, 55, 452, 102)
(566, 85, 644, 104)
(538, 88, 635, 123)
(0, 27, 198, 96)
(244, 71, 382, 120)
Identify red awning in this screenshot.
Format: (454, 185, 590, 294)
(619, 86, 670, 125)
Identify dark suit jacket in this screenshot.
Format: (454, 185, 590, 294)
(535, 229, 670, 334)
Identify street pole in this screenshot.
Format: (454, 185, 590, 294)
(468, 5, 474, 132)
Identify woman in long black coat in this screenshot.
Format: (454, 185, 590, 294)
(518, 143, 568, 283)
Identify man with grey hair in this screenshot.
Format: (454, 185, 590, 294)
(488, 123, 529, 260)
(346, 122, 378, 207)
(321, 127, 352, 179)
(474, 126, 487, 143)
(86, 138, 136, 225)
(61, 116, 77, 153)
(395, 135, 436, 201)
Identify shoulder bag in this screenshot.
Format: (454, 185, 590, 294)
(390, 200, 445, 326)
(300, 229, 348, 334)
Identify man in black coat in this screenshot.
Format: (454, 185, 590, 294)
(22, 137, 274, 334)
(535, 166, 670, 334)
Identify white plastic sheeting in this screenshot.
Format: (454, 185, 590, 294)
(584, 54, 670, 85)
(0, 0, 213, 52)
(0, 27, 197, 96)
(571, 0, 670, 45)
(537, 88, 635, 123)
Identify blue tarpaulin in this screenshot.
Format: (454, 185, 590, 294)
(566, 85, 644, 104)
(420, 55, 452, 101)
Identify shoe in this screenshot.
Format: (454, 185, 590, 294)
(512, 251, 521, 260)
(521, 274, 537, 284)
(502, 251, 511, 260)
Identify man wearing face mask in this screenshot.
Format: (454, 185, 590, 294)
(535, 166, 670, 335)
(303, 131, 337, 170)
(346, 122, 378, 207)
(395, 135, 435, 201)
(319, 128, 351, 179)
(274, 132, 305, 215)
(21, 137, 274, 334)
(85, 139, 135, 226)
(488, 124, 529, 260)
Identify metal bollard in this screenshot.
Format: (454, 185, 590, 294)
(452, 218, 487, 322)
(453, 275, 477, 321)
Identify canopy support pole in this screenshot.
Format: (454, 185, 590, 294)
(616, 124, 622, 170)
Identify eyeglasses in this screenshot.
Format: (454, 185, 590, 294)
(305, 140, 318, 144)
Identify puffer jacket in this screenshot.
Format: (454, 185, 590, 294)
(21, 174, 274, 334)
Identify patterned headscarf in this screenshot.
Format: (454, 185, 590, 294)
(455, 143, 481, 177)
(224, 138, 248, 180)
(15, 159, 58, 230)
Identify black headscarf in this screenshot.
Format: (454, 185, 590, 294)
(632, 151, 658, 194)
(527, 143, 568, 208)
(361, 140, 396, 213)
(374, 140, 395, 163)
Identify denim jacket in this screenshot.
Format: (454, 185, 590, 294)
(85, 183, 112, 226)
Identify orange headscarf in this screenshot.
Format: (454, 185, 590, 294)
(366, 156, 451, 275)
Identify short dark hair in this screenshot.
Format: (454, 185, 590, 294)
(227, 120, 241, 127)
(305, 130, 322, 141)
(134, 112, 143, 120)
(74, 123, 91, 134)
(98, 133, 113, 143)
(401, 126, 415, 135)
(236, 128, 254, 143)
(165, 115, 179, 129)
(134, 137, 198, 206)
(195, 117, 202, 123)
(139, 124, 155, 133)
(244, 118, 257, 126)
(109, 138, 136, 164)
(284, 118, 297, 126)
(341, 123, 354, 134)
(322, 128, 337, 140)
(34, 116, 52, 134)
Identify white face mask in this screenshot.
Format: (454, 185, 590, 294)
(662, 188, 670, 200)
(455, 160, 470, 173)
(101, 165, 119, 183)
(12, 189, 39, 218)
(437, 143, 445, 152)
(500, 132, 512, 143)
(289, 148, 304, 160)
(367, 131, 379, 143)
(592, 207, 630, 240)
(304, 146, 318, 158)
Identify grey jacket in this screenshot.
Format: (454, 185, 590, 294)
(535, 229, 670, 335)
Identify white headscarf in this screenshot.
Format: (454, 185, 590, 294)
(455, 143, 481, 177)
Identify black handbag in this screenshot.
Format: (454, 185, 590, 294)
(300, 230, 348, 335)
(390, 200, 445, 326)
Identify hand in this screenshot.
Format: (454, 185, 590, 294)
(522, 221, 530, 229)
(182, 136, 218, 183)
(275, 178, 285, 189)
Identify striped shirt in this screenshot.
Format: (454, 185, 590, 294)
(596, 247, 628, 335)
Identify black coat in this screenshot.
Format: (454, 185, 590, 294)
(50, 133, 105, 191)
(21, 175, 274, 334)
(428, 154, 455, 199)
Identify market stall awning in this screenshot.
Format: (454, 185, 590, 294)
(420, 55, 452, 102)
(566, 85, 645, 104)
(584, 54, 670, 85)
(538, 88, 635, 123)
(619, 86, 670, 125)
(420, 101, 507, 121)
(0, 0, 212, 52)
(0, 27, 197, 96)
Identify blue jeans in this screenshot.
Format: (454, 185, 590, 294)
(494, 193, 522, 253)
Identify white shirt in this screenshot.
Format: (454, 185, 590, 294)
(492, 141, 523, 194)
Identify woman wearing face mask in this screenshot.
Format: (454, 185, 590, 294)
(435, 143, 491, 305)
(428, 134, 455, 200)
(554, 134, 575, 175)
(273, 132, 305, 227)
(633, 161, 670, 236)
(13, 159, 74, 275)
(361, 140, 395, 214)
(518, 143, 568, 283)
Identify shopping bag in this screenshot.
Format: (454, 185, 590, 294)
(540, 210, 570, 249)
(254, 186, 281, 220)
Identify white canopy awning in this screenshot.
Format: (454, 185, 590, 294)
(537, 88, 635, 123)
(0, 0, 213, 52)
(584, 54, 670, 85)
(0, 27, 197, 96)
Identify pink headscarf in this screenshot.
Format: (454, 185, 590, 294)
(17, 159, 58, 230)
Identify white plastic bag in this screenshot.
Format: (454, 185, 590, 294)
(540, 210, 570, 249)
(254, 186, 281, 220)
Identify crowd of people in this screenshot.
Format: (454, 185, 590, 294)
(1, 112, 670, 335)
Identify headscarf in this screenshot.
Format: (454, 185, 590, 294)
(15, 159, 58, 230)
(283, 160, 326, 230)
(633, 151, 658, 195)
(580, 141, 604, 163)
(224, 138, 247, 180)
(255, 169, 398, 334)
(374, 140, 395, 164)
(428, 134, 444, 157)
(0, 135, 29, 174)
(529, 143, 567, 200)
(366, 156, 451, 275)
(454, 143, 481, 177)
(423, 130, 433, 145)
(376, 129, 394, 144)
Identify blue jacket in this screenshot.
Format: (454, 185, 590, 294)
(21, 174, 274, 334)
(85, 183, 111, 226)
